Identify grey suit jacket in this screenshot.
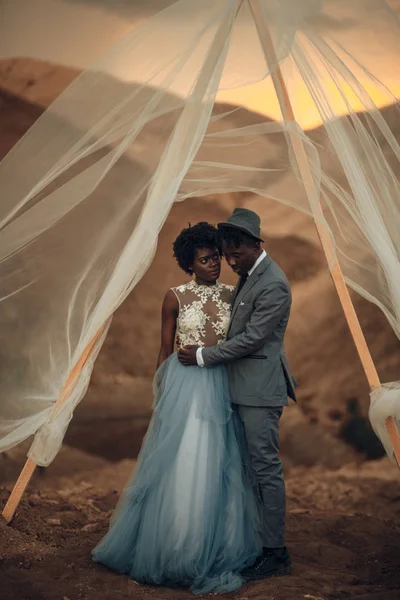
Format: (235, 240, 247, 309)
(202, 255, 297, 407)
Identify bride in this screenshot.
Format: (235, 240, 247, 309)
(92, 222, 261, 594)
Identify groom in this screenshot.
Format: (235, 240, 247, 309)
(178, 208, 296, 581)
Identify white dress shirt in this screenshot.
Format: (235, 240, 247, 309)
(196, 250, 267, 367)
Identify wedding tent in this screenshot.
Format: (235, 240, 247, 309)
(1, 0, 400, 522)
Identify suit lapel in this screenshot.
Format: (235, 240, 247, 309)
(229, 255, 272, 332)
(231, 274, 258, 321)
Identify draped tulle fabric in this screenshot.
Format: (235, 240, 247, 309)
(0, 0, 399, 464)
(92, 354, 262, 594)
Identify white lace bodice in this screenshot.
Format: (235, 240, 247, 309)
(172, 280, 235, 348)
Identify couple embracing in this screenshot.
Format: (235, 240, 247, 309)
(92, 208, 297, 594)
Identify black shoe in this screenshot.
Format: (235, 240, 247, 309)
(241, 547, 292, 581)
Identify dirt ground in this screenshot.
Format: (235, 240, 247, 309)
(1, 457, 400, 600)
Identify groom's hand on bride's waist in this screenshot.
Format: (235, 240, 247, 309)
(178, 345, 199, 366)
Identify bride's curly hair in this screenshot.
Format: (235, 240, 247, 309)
(173, 222, 222, 274)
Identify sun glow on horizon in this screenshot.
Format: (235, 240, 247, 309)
(215, 75, 399, 131)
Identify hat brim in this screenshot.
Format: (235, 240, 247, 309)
(217, 221, 264, 243)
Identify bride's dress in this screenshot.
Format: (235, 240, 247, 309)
(92, 281, 261, 594)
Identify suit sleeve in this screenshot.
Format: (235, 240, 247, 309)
(202, 281, 290, 367)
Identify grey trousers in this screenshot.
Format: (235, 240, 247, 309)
(234, 404, 285, 548)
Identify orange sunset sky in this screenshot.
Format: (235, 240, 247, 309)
(0, 0, 399, 129)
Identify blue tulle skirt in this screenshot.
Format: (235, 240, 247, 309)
(92, 354, 261, 594)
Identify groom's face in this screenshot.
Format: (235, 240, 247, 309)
(222, 241, 260, 277)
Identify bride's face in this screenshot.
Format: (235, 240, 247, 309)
(191, 247, 221, 283)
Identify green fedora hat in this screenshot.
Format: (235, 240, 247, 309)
(218, 208, 264, 242)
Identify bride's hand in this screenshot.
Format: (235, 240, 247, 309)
(178, 345, 199, 366)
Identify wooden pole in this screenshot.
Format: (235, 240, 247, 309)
(248, 0, 400, 463)
(2, 326, 105, 523)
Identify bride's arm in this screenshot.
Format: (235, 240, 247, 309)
(156, 289, 179, 369)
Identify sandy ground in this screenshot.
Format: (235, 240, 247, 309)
(1, 457, 400, 600)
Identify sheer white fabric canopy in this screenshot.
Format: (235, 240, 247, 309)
(0, 0, 399, 467)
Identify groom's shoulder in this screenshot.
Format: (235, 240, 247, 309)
(261, 256, 289, 285)
(260, 256, 290, 287)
